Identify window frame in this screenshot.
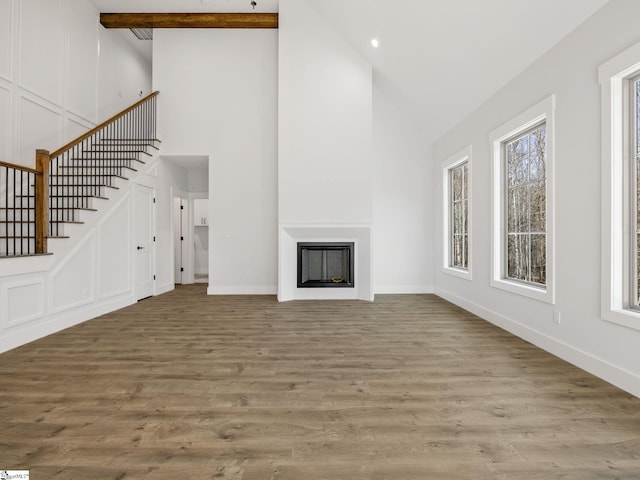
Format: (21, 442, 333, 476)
(489, 95, 555, 304)
(599, 41, 640, 331)
(631, 73, 640, 311)
(442, 145, 472, 280)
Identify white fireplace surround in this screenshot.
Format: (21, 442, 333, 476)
(278, 225, 373, 301)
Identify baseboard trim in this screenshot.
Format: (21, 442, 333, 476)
(435, 287, 640, 399)
(207, 286, 278, 295)
(374, 285, 434, 294)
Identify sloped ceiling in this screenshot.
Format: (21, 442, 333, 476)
(91, 0, 611, 142)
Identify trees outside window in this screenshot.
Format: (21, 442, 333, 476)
(505, 124, 547, 286)
(450, 161, 469, 270)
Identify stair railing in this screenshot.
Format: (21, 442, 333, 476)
(0, 91, 158, 257)
(46, 91, 159, 237)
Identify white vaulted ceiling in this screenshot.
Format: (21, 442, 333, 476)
(90, 0, 610, 142)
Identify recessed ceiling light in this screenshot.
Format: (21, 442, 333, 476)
(371, 38, 379, 49)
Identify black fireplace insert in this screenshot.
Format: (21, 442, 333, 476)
(297, 242, 354, 288)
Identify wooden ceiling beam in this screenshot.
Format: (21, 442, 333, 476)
(100, 12, 278, 29)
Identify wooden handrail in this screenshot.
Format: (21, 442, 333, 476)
(50, 91, 159, 158)
(100, 12, 279, 29)
(0, 160, 41, 175)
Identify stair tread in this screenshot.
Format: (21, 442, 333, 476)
(70, 157, 146, 166)
(50, 195, 109, 200)
(0, 252, 52, 258)
(50, 173, 128, 178)
(97, 140, 159, 146)
(50, 207, 97, 211)
(99, 138, 160, 142)
(59, 165, 137, 171)
(82, 149, 149, 154)
(49, 183, 120, 190)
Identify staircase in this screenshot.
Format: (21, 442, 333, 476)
(0, 92, 159, 258)
(47, 138, 159, 239)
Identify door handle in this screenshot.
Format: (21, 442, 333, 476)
(137, 246, 144, 250)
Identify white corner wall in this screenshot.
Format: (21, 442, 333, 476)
(433, 0, 640, 397)
(153, 29, 278, 295)
(0, 0, 151, 167)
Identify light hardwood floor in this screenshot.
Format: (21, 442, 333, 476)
(1, 285, 640, 479)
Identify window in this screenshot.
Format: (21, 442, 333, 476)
(600, 42, 640, 330)
(505, 124, 546, 286)
(442, 145, 472, 279)
(490, 96, 555, 303)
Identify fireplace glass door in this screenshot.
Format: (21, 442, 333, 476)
(297, 242, 354, 288)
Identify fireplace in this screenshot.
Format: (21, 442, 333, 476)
(297, 242, 354, 288)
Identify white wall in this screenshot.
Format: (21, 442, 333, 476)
(433, 0, 640, 397)
(373, 80, 433, 294)
(153, 29, 278, 295)
(0, 0, 151, 167)
(188, 167, 208, 193)
(98, 29, 152, 121)
(279, 0, 373, 225)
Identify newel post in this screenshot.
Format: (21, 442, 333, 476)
(35, 149, 50, 254)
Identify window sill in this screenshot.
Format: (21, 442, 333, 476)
(443, 266, 472, 280)
(602, 307, 640, 332)
(491, 277, 554, 304)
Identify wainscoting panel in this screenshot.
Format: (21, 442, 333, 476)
(18, 0, 64, 105)
(3, 277, 45, 328)
(68, 0, 98, 124)
(66, 114, 94, 145)
(18, 93, 62, 166)
(0, 85, 10, 160)
(98, 192, 132, 299)
(50, 232, 97, 313)
(0, 0, 12, 82)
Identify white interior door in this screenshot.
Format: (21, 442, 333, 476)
(173, 196, 188, 284)
(135, 184, 155, 300)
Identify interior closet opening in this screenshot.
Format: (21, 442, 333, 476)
(166, 155, 209, 286)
